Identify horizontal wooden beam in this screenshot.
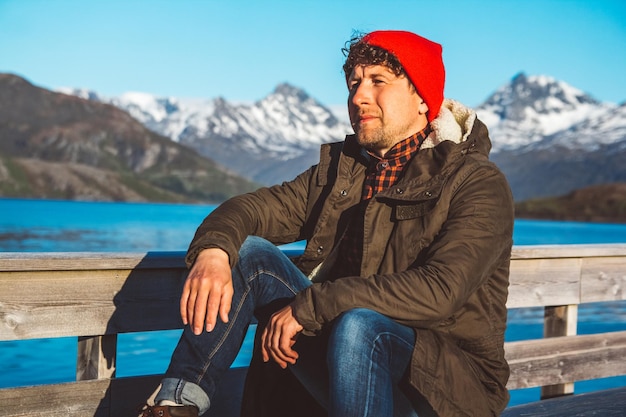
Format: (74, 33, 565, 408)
(581, 256, 626, 303)
(0, 251, 187, 272)
(0, 378, 110, 417)
(0, 268, 185, 340)
(2, 245, 626, 340)
(505, 330, 626, 389)
(2, 244, 626, 271)
(507, 258, 581, 308)
(0, 369, 248, 417)
(510, 244, 626, 259)
(502, 386, 626, 417)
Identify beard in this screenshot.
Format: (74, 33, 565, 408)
(355, 126, 394, 153)
(353, 117, 415, 156)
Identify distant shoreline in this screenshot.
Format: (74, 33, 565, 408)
(515, 182, 626, 224)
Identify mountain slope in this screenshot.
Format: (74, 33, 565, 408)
(477, 73, 626, 201)
(0, 74, 259, 202)
(477, 72, 614, 151)
(64, 83, 353, 185)
(58, 72, 626, 202)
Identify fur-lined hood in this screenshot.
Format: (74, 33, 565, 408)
(340, 99, 490, 159)
(422, 99, 483, 150)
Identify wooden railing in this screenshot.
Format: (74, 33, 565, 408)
(1, 245, 625, 416)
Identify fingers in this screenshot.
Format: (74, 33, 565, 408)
(261, 327, 299, 369)
(262, 327, 296, 369)
(219, 284, 234, 325)
(261, 326, 270, 363)
(204, 281, 233, 332)
(180, 279, 191, 326)
(180, 248, 232, 335)
(261, 305, 303, 368)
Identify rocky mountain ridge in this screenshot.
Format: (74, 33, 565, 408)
(61, 72, 626, 201)
(61, 83, 352, 185)
(4, 71, 625, 204)
(478, 73, 626, 200)
(476, 73, 618, 151)
(0, 73, 259, 202)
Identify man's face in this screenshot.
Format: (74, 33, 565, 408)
(347, 64, 429, 156)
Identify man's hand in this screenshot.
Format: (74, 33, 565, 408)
(180, 248, 233, 335)
(261, 304, 304, 368)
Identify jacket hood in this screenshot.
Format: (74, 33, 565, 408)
(422, 99, 487, 152)
(340, 99, 492, 165)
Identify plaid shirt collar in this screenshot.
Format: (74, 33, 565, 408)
(331, 124, 433, 278)
(361, 125, 432, 200)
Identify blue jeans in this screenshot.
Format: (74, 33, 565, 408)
(156, 236, 423, 417)
(293, 308, 421, 417)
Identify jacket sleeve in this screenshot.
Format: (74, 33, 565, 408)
(185, 167, 314, 268)
(291, 164, 514, 334)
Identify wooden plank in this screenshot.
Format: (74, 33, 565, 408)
(543, 305, 578, 338)
(1, 244, 625, 271)
(511, 244, 626, 259)
(0, 251, 187, 272)
(0, 378, 110, 417)
(506, 258, 581, 308)
(2, 366, 623, 417)
(581, 256, 626, 303)
(541, 305, 578, 398)
(0, 269, 185, 341)
(0, 251, 187, 271)
(77, 335, 117, 380)
(505, 330, 626, 389)
(0, 369, 248, 417)
(501, 386, 626, 417)
(1, 247, 624, 318)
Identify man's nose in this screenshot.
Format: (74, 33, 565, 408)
(350, 83, 371, 107)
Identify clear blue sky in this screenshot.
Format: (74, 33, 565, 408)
(1, 0, 624, 108)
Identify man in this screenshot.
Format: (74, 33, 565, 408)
(141, 30, 514, 417)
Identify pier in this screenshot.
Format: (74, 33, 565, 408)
(1, 244, 625, 416)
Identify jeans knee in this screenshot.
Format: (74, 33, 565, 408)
(329, 308, 380, 348)
(239, 236, 276, 259)
(237, 236, 287, 272)
(234, 236, 310, 306)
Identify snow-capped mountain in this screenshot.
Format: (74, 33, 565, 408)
(58, 88, 224, 146)
(476, 73, 626, 200)
(476, 73, 617, 152)
(541, 101, 626, 151)
(2, 74, 259, 203)
(60, 73, 626, 200)
(60, 83, 352, 185)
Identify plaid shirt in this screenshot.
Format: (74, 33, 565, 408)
(332, 126, 432, 279)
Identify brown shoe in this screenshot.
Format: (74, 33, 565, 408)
(138, 405, 199, 417)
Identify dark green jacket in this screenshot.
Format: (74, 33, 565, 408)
(187, 99, 514, 416)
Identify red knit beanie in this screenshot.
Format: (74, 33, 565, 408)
(362, 30, 445, 122)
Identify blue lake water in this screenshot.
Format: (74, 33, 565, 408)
(1, 198, 625, 406)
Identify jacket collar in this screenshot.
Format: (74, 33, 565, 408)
(335, 99, 492, 200)
(343, 99, 491, 158)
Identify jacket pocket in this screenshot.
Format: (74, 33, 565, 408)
(393, 187, 442, 220)
(394, 199, 437, 220)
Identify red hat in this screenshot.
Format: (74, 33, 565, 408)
(362, 30, 445, 122)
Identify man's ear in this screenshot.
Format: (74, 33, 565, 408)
(418, 100, 429, 116)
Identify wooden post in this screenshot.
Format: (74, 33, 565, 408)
(541, 304, 578, 399)
(77, 335, 117, 380)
